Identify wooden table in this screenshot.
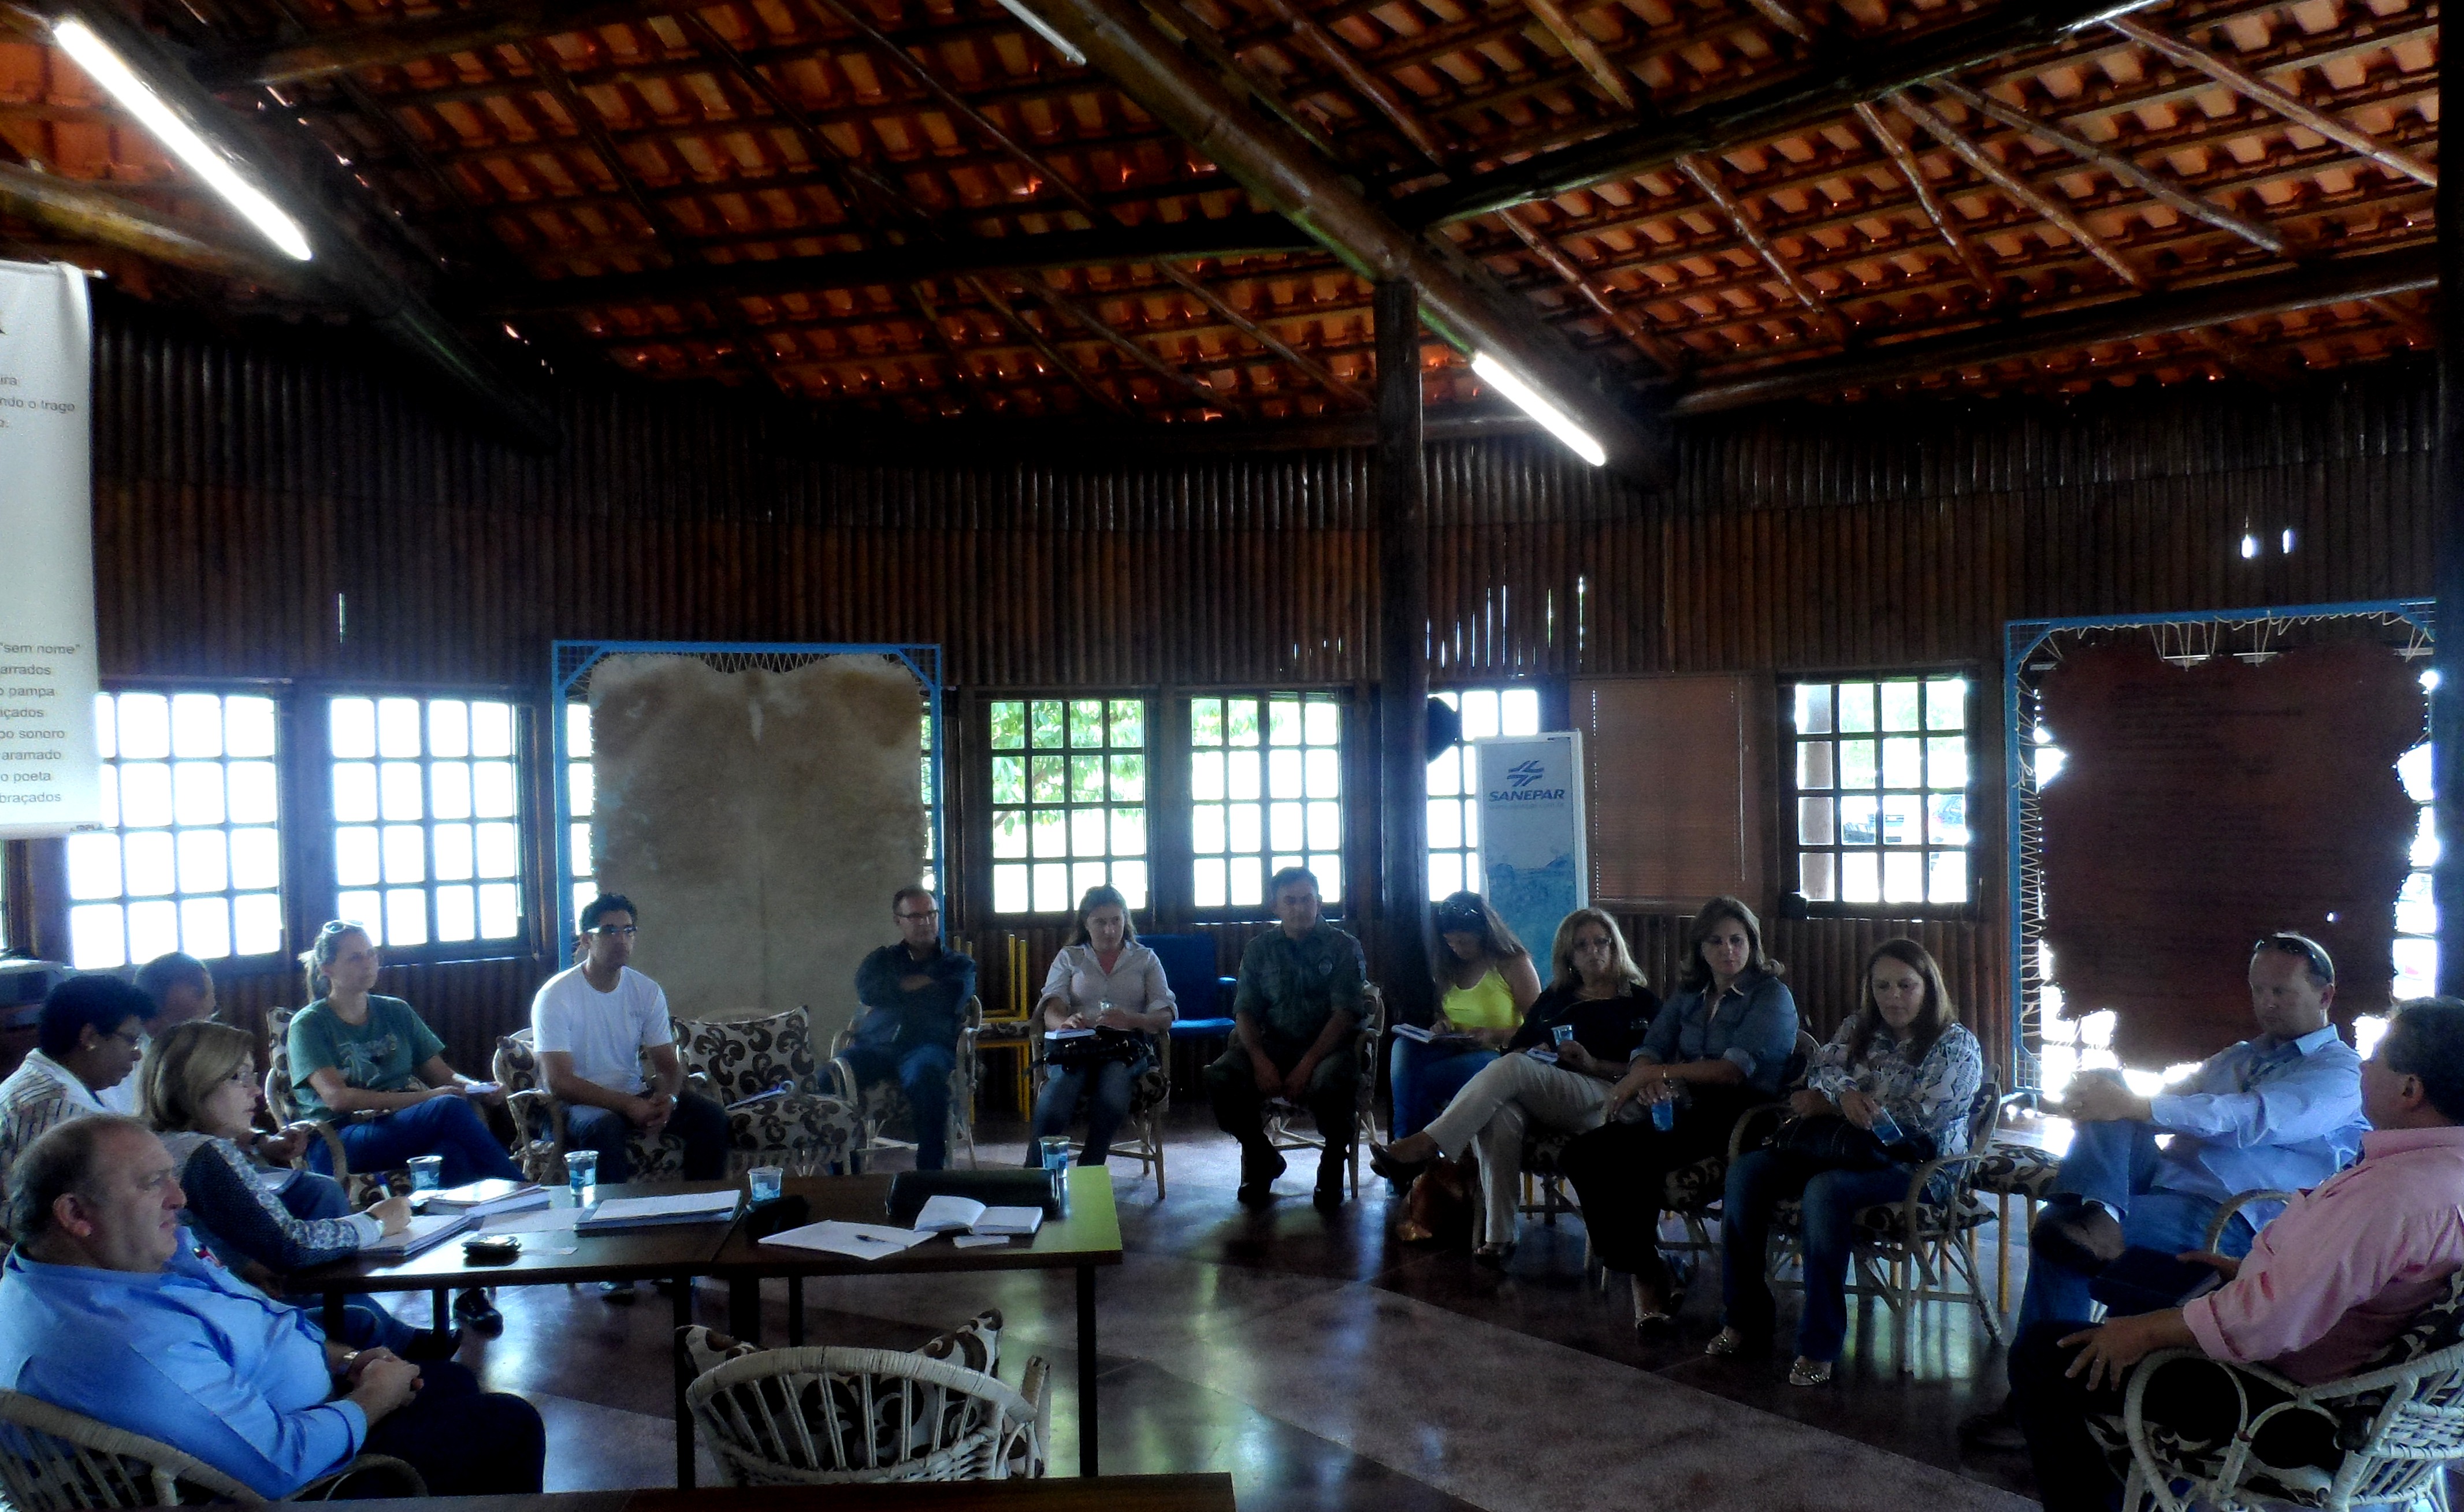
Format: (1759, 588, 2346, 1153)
(288, 1181, 747, 1486)
(288, 1171, 1125, 1487)
(706, 1167, 1124, 1479)
(269, 1474, 1233, 1512)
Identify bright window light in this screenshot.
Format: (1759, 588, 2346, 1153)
(990, 0, 1086, 65)
(2239, 532, 2259, 560)
(1470, 352, 1606, 467)
(51, 17, 312, 262)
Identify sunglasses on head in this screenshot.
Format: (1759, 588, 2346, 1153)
(2255, 934, 2335, 984)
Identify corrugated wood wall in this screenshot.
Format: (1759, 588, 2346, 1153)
(79, 301, 2441, 1089)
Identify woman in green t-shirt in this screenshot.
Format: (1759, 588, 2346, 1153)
(289, 920, 523, 1330)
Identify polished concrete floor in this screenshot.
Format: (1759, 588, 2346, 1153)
(420, 1106, 2052, 1511)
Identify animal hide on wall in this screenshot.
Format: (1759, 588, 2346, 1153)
(589, 654, 924, 1041)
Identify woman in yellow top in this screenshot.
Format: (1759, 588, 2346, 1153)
(1387, 892, 1541, 1140)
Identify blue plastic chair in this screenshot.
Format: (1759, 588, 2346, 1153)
(1143, 933, 1235, 1089)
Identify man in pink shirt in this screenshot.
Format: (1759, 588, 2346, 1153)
(2012, 997, 2464, 1510)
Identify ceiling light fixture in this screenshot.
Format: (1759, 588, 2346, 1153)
(990, 0, 1087, 66)
(1470, 351, 1606, 467)
(51, 16, 313, 262)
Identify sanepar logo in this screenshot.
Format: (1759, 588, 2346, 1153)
(1507, 759, 1545, 788)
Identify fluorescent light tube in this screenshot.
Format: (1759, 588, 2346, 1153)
(991, 0, 1087, 66)
(52, 16, 313, 262)
(1470, 351, 1606, 467)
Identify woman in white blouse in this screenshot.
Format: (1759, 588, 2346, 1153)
(1027, 886, 1177, 1167)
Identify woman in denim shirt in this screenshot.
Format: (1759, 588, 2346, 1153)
(1710, 938, 1982, 1385)
(1558, 895, 1799, 1335)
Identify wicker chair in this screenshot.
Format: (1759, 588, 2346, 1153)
(497, 1011, 856, 1182)
(687, 1346, 1049, 1486)
(1753, 1077, 2008, 1368)
(1262, 986, 1384, 1199)
(826, 998, 986, 1172)
(2091, 1265, 2464, 1511)
(1027, 1030, 1170, 1197)
(258, 1005, 359, 1190)
(0, 1390, 425, 1507)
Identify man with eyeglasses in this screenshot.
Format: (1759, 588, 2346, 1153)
(846, 888, 976, 1172)
(0, 975, 151, 1246)
(531, 895, 729, 1293)
(1965, 930, 2368, 1450)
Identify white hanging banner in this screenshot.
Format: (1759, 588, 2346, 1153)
(0, 260, 99, 840)
(1474, 732, 1587, 959)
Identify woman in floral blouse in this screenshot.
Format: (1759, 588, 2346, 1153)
(1708, 937, 1983, 1385)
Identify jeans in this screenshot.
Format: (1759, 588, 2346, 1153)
(2010, 1320, 2336, 1512)
(1387, 1037, 1499, 1140)
(841, 1040, 958, 1171)
(2013, 1119, 2257, 1383)
(1720, 1150, 1914, 1362)
(314, 1097, 523, 1187)
(359, 1360, 547, 1496)
(1027, 1052, 1146, 1165)
(564, 1089, 730, 1183)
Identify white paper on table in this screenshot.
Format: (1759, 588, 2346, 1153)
(912, 1195, 988, 1234)
(588, 1191, 744, 1223)
(481, 1207, 582, 1235)
(758, 1220, 932, 1261)
(950, 1234, 1014, 1249)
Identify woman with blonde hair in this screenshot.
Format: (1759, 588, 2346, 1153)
(1372, 907, 1661, 1262)
(1026, 885, 1176, 1167)
(142, 1019, 446, 1355)
(1710, 937, 1982, 1384)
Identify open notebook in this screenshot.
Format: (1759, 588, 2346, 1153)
(358, 1212, 475, 1260)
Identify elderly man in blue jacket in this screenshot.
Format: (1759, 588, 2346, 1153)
(0, 1115, 542, 1499)
(847, 887, 978, 1171)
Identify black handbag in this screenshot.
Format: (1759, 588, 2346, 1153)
(1763, 1112, 1932, 1171)
(1045, 1027, 1142, 1070)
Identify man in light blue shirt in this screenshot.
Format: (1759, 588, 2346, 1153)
(0, 1115, 543, 1499)
(1967, 932, 2366, 1448)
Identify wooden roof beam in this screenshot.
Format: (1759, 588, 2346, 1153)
(1672, 243, 2434, 412)
(1675, 152, 1848, 341)
(1852, 100, 2001, 303)
(1926, 78, 2292, 259)
(1886, 88, 2145, 290)
(1393, 0, 2171, 226)
(485, 213, 1315, 310)
(1495, 204, 1686, 373)
(2103, 14, 2436, 189)
(0, 159, 313, 288)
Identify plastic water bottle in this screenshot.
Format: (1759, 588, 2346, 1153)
(1651, 1096, 1676, 1131)
(1868, 1108, 1905, 1146)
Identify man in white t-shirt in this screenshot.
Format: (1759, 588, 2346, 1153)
(530, 895, 729, 1198)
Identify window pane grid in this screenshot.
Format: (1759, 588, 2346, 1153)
(68, 691, 284, 969)
(1790, 676, 1971, 908)
(330, 695, 523, 950)
(990, 697, 1148, 914)
(1426, 688, 1543, 899)
(1190, 692, 1341, 910)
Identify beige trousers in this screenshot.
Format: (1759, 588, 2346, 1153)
(1417, 1051, 1612, 1246)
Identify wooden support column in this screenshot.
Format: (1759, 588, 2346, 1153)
(1376, 280, 1431, 1021)
(2435, 17, 2464, 998)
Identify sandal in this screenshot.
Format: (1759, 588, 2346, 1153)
(1703, 1327, 1757, 1357)
(1787, 1357, 1834, 1387)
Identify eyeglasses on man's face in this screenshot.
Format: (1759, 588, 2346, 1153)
(588, 925, 638, 938)
(897, 908, 940, 922)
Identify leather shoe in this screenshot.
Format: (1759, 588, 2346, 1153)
(452, 1287, 504, 1334)
(1236, 1180, 1276, 1206)
(1313, 1163, 1347, 1210)
(2031, 1200, 2125, 1276)
(1958, 1396, 2027, 1453)
(1367, 1142, 1430, 1186)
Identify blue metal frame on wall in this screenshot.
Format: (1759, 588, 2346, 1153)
(2002, 599, 2433, 1098)
(549, 642, 945, 956)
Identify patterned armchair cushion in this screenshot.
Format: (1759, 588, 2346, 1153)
(1771, 1191, 1995, 1245)
(728, 1093, 860, 1175)
(678, 1011, 820, 1105)
(1971, 1142, 2064, 1201)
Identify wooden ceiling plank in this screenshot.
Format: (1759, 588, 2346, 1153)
(1515, 0, 1637, 110)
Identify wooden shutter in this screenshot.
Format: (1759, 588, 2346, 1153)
(1575, 675, 1766, 911)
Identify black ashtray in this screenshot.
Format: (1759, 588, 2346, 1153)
(462, 1234, 522, 1264)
